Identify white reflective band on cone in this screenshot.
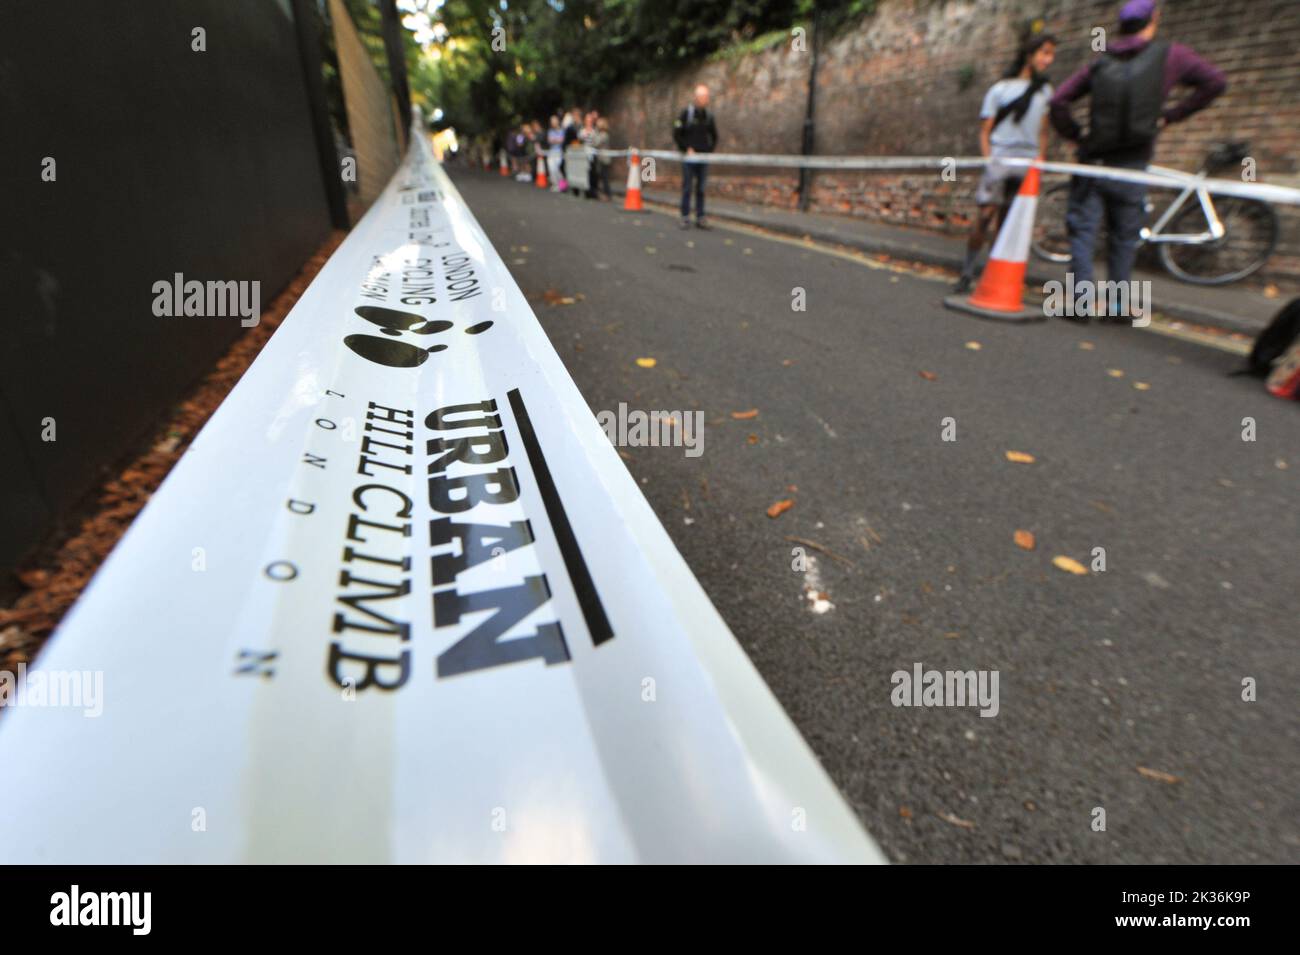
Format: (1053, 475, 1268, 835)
(989, 185, 1037, 263)
(594, 149, 1300, 205)
(0, 122, 886, 865)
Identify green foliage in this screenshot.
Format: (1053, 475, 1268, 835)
(707, 27, 793, 64)
(418, 0, 877, 137)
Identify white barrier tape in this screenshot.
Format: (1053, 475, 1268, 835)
(596, 148, 1300, 206)
(0, 123, 885, 864)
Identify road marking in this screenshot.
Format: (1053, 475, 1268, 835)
(633, 196, 1253, 357)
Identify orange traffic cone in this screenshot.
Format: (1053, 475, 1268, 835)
(623, 149, 644, 212)
(944, 162, 1043, 322)
(535, 154, 548, 189)
(499, 151, 509, 176)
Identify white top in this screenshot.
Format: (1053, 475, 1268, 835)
(981, 77, 1053, 155)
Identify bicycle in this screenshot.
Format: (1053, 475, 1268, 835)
(1031, 141, 1279, 285)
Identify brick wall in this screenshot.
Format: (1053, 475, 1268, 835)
(330, 0, 401, 211)
(602, 0, 1300, 288)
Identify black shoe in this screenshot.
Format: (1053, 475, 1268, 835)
(679, 219, 691, 230)
(1057, 312, 1091, 324)
(694, 218, 710, 230)
(953, 274, 974, 295)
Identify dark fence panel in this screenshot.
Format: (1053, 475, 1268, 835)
(0, 1, 334, 575)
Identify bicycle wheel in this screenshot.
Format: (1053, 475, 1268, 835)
(1159, 197, 1279, 285)
(1031, 182, 1074, 263)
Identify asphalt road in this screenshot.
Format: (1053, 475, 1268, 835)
(450, 166, 1299, 864)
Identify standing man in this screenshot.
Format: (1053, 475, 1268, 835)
(593, 117, 614, 200)
(673, 84, 718, 230)
(1049, 0, 1225, 320)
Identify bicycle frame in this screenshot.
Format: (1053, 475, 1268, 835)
(1139, 166, 1226, 246)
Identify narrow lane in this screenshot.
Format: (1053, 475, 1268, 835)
(452, 167, 1299, 864)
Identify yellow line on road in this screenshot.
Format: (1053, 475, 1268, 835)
(631, 198, 1253, 357)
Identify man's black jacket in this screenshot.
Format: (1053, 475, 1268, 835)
(673, 105, 718, 153)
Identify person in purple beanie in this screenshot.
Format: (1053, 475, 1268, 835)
(1049, 0, 1226, 321)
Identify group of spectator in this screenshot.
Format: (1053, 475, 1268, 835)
(497, 85, 718, 229)
(474, 0, 1225, 315)
(957, 0, 1226, 318)
(503, 109, 615, 200)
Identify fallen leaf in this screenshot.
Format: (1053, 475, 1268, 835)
(746, 434, 759, 445)
(935, 811, 976, 829)
(645, 246, 657, 254)
(782, 359, 796, 366)
(1263, 283, 1280, 299)
(1079, 341, 1095, 350)
(1005, 451, 1035, 464)
(1134, 381, 1150, 390)
(17, 569, 49, 589)
(731, 409, 759, 419)
(635, 357, 657, 368)
(899, 806, 913, 819)
(1136, 766, 1182, 785)
(919, 370, 938, 380)
(1014, 529, 1036, 550)
(786, 484, 798, 493)
(0, 624, 28, 652)
(1052, 555, 1088, 575)
(1108, 368, 1125, 378)
(766, 499, 794, 519)
(965, 341, 982, 351)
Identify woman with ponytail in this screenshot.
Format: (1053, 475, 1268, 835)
(954, 32, 1057, 294)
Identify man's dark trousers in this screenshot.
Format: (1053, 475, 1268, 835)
(1066, 158, 1148, 301)
(681, 160, 707, 220)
